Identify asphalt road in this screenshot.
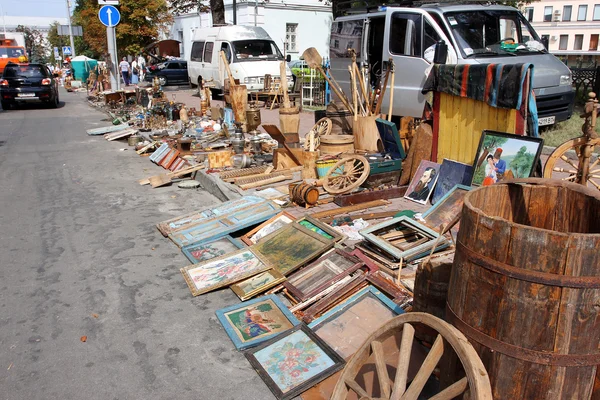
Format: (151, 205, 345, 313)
(0, 91, 274, 399)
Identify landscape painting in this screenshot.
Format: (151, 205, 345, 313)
(216, 295, 299, 350)
(180, 249, 270, 296)
(181, 236, 243, 264)
(245, 325, 345, 399)
(231, 270, 286, 301)
(471, 130, 544, 186)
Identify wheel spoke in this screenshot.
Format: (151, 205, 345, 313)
(390, 324, 415, 400)
(562, 175, 577, 181)
(401, 334, 444, 400)
(428, 377, 468, 400)
(553, 167, 578, 174)
(560, 155, 580, 170)
(589, 178, 600, 190)
(372, 340, 391, 398)
(346, 378, 370, 398)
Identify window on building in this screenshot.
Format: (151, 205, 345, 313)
(541, 34, 550, 48)
(544, 6, 553, 21)
(203, 42, 214, 63)
(286, 23, 298, 52)
(594, 4, 600, 20)
(333, 39, 339, 49)
(559, 34, 568, 50)
(578, 5, 587, 20)
(574, 34, 583, 50)
(590, 34, 599, 50)
(525, 7, 534, 22)
(563, 5, 572, 21)
(178, 31, 184, 58)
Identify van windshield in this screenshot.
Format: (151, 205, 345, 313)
(231, 40, 283, 61)
(1, 47, 26, 58)
(444, 10, 546, 58)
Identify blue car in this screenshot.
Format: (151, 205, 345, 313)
(145, 60, 188, 86)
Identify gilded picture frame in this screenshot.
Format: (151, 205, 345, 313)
(230, 269, 286, 301)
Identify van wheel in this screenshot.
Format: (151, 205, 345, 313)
(1, 100, 10, 110)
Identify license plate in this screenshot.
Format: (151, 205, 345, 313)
(17, 93, 36, 97)
(538, 116, 555, 126)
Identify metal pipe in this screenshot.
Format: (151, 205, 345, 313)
(65, 0, 76, 57)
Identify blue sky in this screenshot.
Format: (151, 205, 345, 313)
(0, 0, 73, 18)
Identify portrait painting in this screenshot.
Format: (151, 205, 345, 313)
(404, 160, 441, 205)
(431, 159, 473, 204)
(253, 224, 335, 276)
(231, 269, 286, 301)
(216, 295, 299, 350)
(181, 236, 244, 264)
(471, 130, 543, 186)
(180, 249, 270, 296)
(245, 324, 345, 400)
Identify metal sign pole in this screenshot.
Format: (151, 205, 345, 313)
(107, 26, 119, 90)
(65, 0, 76, 57)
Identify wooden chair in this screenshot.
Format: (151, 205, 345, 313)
(253, 74, 272, 103)
(288, 77, 302, 110)
(267, 77, 282, 110)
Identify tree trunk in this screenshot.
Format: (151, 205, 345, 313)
(210, 0, 225, 25)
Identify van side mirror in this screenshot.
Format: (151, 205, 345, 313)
(286, 54, 291, 62)
(433, 41, 448, 64)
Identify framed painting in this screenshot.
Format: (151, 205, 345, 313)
(422, 184, 472, 238)
(308, 286, 404, 359)
(240, 211, 296, 246)
(431, 159, 473, 204)
(404, 160, 441, 205)
(181, 235, 245, 264)
(295, 215, 344, 242)
(180, 248, 271, 296)
(283, 249, 363, 302)
(471, 130, 544, 187)
(359, 216, 449, 261)
(244, 324, 345, 400)
(230, 269, 286, 301)
(216, 295, 300, 350)
(252, 223, 336, 276)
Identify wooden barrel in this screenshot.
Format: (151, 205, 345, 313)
(326, 102, 353, 135)
(319, 135, 354, 155)
(279, 106, 300, 140)
(413, 251, 454, 344)
(446, 179, 600, 399)
(290, 183, 319, 206)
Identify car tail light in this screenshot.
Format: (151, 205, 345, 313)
(0, 79, 8, 86)
(41, 78, 52, 85)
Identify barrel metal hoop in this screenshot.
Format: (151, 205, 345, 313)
(446, 303, 600, 367)
(456, 241, 600, 289)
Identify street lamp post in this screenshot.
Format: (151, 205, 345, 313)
(65, 0, 76, 57)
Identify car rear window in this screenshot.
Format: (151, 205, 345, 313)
(3, 64, 48, 78)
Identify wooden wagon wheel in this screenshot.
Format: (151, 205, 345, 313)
(323, 155, 370, 194)
(543, 137, 600, 190)
(331, 312, 492, 400)
(305, 118, 333, 151)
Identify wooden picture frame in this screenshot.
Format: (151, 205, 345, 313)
(295, 215, 344, 242)
(359, 216, 450, 261)
(404, 160, 441, 205)
(230, 269, 286, 301)
(422, 184, 472, 238)
(180, 248, 271, 296)
(244, 324, 345, 400)
(431, 159, 473, 204)
(471, 130, 544, 187)
(181, 235, 245, 264)
(283, 249, 363, 302)
(308, 286, 404, 359)
(252, 223, 336, 276)
(216, 294, 300, 350)
(240, 211, 296, 246)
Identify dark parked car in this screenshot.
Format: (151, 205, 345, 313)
(0, 62, 60, 109)
(145, 60, 188, 86)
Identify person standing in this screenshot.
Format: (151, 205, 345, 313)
(119, 57, 130, 86)
(131, 59, 139, 85)
(493, 148, 506, 181)
(137, 53, 146, 81)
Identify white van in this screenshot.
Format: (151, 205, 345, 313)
(188, 25, 293, 93)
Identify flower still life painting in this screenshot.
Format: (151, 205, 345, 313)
(245, 324, 345, 400)
(181, 236, 243, 264)
(180, 249, 270, 296)
(216, 295, 300, 350)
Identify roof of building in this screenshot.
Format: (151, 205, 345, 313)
(3, 16, 69, 29)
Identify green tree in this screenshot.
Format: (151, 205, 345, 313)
(73, 0, 173, 59)
(168, 0, 224, 25)
(15, 25, 48, 63)
(509, 146, 535, 177)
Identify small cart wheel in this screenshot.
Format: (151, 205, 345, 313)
(543, 137, 600, 191)
(323, 155, 370, 194)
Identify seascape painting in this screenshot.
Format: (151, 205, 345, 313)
(180, 249, 269, 296)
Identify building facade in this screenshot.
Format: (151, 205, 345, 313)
(167, 0, 333, 62)
(522, 0, 600, 66)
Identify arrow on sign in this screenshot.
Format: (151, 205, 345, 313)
(107, 7, 113, 27)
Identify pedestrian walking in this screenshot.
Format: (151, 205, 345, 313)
(119, 57, 130, 86)
(131, 59, 139, 85)
(137, 53, 146, 81)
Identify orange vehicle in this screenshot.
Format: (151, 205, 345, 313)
(0, 38, 27, 74)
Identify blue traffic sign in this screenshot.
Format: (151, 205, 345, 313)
(98, 5, 120, 27)
(62, 46, 72, 56)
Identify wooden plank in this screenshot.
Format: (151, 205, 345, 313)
(333, 186, 408, 207)
(238, 174, 291, 190)
(320, 210, 398, 224)
(371, 340, 391, 398)
(309, 199, 390, 219)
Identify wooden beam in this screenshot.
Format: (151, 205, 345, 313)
(333, 186, 408, 207)
(309, 199, 390, 219)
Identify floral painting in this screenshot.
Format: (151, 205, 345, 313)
(182, 236, 243, 264)
(254, 330, 335, 394)
(181, 249, 270, 296)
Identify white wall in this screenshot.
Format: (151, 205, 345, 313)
(168, 0, 332, 62)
